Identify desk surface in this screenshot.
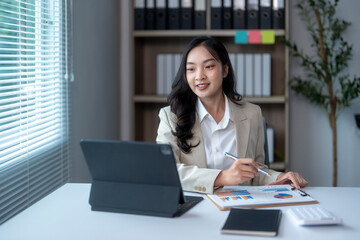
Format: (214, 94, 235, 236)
(1, 184, 359, 240)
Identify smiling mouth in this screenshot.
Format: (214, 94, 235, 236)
(196, 83, 210, 88)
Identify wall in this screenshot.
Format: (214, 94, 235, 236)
(289, 0, 360, 186)
(70, 0, 120, 182)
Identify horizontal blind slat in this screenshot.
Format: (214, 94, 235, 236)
(0, 88, 65, 105)
(0, 100, 62, 123)
(0, 78, 63, 91)
(0, 75, 64, 85)
(0, 135, 63, 168)
(0, 129, 62, 161)
(0, 92, 62, 112)
(0, 80, 63, 97)
(0, 3, 61, 20)
(0, 118, 62, 151)
(0, 34, 64, 44)
(0, 58, 65, 64)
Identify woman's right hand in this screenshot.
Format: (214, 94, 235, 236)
(214, 158, 258, 187)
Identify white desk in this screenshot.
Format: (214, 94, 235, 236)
(0, 184, 359, 240)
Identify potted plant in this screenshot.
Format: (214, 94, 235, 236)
(284, 0, 360, 186)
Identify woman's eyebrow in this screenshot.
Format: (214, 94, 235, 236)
(186, 58, 216, 65)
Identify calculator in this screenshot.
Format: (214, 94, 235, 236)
(287, 206, 342, 226)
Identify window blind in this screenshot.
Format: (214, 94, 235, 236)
(0, 0, 72, 224)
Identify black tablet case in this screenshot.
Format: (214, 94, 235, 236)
(80, 140, 188, 217)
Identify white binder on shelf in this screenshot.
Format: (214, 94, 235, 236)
(254, 54, 262, 96)
(245, 54, 253, 96)
(236, 53, 245, 95)
(267, 127, 274, 163)
(164, 54, 174, 95)
(156, 54, 165, 95)
(262, 53, 271, 96)
(229, 53, 236, 79)
(172, 53, 182, 93)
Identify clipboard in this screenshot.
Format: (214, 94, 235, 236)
(206, 185, 318, 211)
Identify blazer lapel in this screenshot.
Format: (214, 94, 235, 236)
(189, 113, 207, 168)
(230, 101, 250, 158)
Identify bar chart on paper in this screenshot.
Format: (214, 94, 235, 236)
(216, 190, 253, 202)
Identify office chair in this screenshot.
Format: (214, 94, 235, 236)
(263, 117, 270, 168)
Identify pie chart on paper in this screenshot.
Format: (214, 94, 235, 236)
(274, 193, 293, 199)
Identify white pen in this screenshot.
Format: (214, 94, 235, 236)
(224, 152, 272, 177)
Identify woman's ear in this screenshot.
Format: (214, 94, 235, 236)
(223, 64, 229, 78)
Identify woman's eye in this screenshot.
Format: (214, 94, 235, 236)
(205, 65, 215, 69)
(186, 68, 195, 72)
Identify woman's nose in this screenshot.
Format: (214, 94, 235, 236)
(195, 69, 205, 81)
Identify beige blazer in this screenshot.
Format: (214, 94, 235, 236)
(156, 100, 280, 194)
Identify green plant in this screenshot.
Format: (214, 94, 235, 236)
(284, 0, 360, 186)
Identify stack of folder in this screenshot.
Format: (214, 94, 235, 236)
(211, 0, 285, 30)
(229, 53, 271, 97)
(134, 0, 207, 30)
(156, 52, 271, 97)
(134, 0, 285, 30)
(156, 53, 182, 95)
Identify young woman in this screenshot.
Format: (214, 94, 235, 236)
(156, 36, 307, 194)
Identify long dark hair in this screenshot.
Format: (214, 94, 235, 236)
(168, 36, 242, 153)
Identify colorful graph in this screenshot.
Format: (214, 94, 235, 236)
(274, 193, 293, 199)
(216, 192, 234, 197)
(216, 190, 251, 197)
(242, 196, 253, 200)
(220, 195, 253, 202)
(263, 188, 289, 192)
(232, 190, 251, 195)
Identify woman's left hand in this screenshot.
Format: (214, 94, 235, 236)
(268, 172, 308, 189)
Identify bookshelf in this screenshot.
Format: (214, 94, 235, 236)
(128, 0, 289, 171)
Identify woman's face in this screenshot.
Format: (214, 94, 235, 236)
(185, 45, 228, 101)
